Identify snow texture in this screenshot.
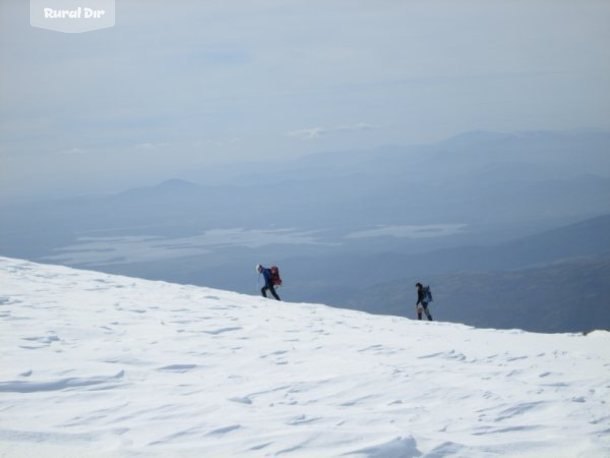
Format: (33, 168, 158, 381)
(0, 257, 609, 457)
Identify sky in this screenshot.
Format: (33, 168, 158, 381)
(1, 0, 610, 201)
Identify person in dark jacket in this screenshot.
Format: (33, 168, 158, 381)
(257, 264, 281, 301)
(415, 282, 433, 321)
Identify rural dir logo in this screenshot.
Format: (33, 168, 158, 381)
(31, 0, 115, 33)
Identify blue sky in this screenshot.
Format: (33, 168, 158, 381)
(1, 0, 609, 201)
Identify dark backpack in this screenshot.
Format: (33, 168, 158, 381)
(423, 286, 433, 303)
(270, 266, 282, 286)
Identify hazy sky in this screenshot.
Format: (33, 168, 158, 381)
(1, 0, 609, 201)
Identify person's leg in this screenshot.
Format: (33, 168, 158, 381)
(423, 304, 433, 321)
(261, 287, 268, 298)
(417, 305, 423, 320)
(269, 285, 281, 301)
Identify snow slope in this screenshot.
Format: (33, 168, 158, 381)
(0, 257, 609, 457)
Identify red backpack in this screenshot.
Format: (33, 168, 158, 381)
(270, 266, 282, 286)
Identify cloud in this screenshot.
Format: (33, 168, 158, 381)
(132, 142, 171, 151)
(286, 127, 326, 140)
(197, 137, 241, 147)
(336, 122, 374, 132)
(286, 123, 373, 140)
(59, 147, 87, 155)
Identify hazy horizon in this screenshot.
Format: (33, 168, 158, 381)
(4, 128, 610, 205)
(2, 0, 610, 202)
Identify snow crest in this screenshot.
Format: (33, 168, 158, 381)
(1, 257, 609, 457)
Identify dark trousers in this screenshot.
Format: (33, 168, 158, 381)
(417, 302, 433, 321)
(261, 285, 281, 301)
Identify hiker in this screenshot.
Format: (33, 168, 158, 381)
(415, 282, 433, 321)
(256, 264, 281, 301)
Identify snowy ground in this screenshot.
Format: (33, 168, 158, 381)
(0, 257, 609, 457)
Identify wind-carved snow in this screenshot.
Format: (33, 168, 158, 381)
(0, 256, 609, 457)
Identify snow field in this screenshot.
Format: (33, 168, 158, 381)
(0, 257, 609, 457)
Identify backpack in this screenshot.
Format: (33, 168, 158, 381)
(270, 266, 282, 286)
(423, 286, 433, 303)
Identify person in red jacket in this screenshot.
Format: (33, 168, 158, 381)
(257, 264, 281, 301)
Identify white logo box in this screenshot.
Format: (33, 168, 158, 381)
(31, 0, 115, 33)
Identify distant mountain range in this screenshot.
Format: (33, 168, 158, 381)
(1, 130, 609, 333)
(342, 253, 610, 334)
(88, 212, 610, 334)
(2, 130, 610, 257)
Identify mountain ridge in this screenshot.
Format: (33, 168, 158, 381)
(1, 256, 609, 457)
